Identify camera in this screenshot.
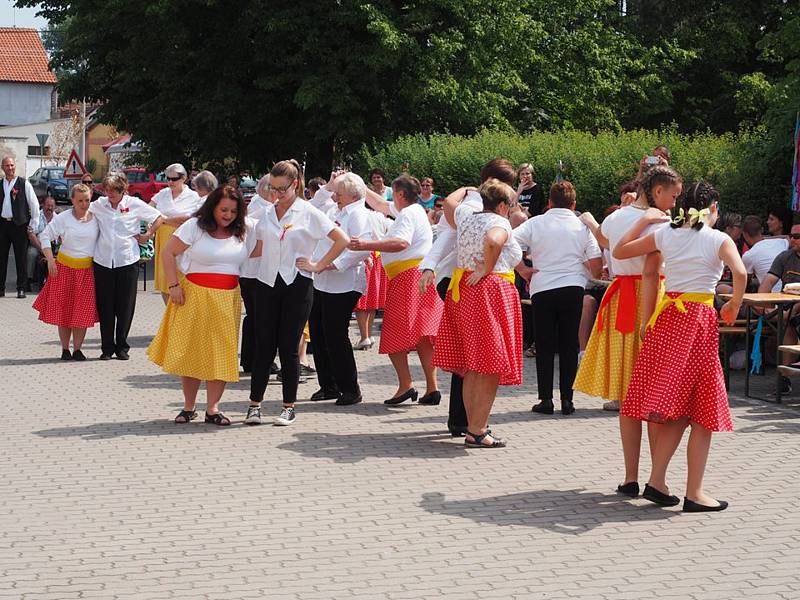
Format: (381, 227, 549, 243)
(645, 156, 660, 166)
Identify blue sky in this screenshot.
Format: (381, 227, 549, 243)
(0, 2, 48, 29)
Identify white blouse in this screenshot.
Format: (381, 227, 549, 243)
(151, 186, 203, 218)
(420, 190, 483, 282)
(310, 188, 336, 214)
(89, 195, 163, 268)
(455, 206, 522, 273)
(601, 205, 666, 276)
(241, 196, 272, 279)
(175, 217, 257, 276)
(256, 198, 336, 286)
(40, 210, 99, 259)
(654, 225, 728, 294)
(312, 200, 372, 294)
(381, 203, 432, 266)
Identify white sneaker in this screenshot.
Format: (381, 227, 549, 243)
(244, 405, 262, 425)
(603, 400, 620, 411)
(274, 406, 296, 426)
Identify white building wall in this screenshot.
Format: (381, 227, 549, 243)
(0, 81, 54, 126)
(0, 118, 72, 175)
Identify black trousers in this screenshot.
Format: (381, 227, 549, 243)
(532, 286, 583, 402)
(308, 288, 362, 394)
(0, 219, 29, 291)
(250, 274, 313, 403)
(239, 277, 258, 371)
(437, 277, 467, 429)
(93, 262, 139, 355)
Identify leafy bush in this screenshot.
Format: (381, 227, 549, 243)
(356, 127, 782, 218)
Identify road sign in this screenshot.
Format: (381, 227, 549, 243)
(36, 133, 49, 149)
(64, 149, 87, 179)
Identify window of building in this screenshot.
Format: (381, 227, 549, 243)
(28, 145, 51, 157)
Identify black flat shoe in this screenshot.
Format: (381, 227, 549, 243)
(531, 401, 554, 415)
(310, 388, 340, 401)
(336, 392, 362, 406)
(72, 349, 86, 362)
(116, 350, 130, 360)
(60, 349, 72, 361)
(448, 425, 468, 437)
(99, 353, 113, 361)
(16, 289, 26, 299)
(561, 400, 575, 415)
(682, 497, 728, 513)
(642, 483, 681, 507)
(384, 388, 418, 405)
(617, 481, 640, 497)
(418, 391, 441, 405)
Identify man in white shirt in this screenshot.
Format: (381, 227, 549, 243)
(1, 156, 40, 298)
(514, 181, 602, 415)
(741, 215, 787, 292)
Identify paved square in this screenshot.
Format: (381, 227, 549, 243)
(2, 289, 799, 599)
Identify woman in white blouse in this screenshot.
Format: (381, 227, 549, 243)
(150, 163, 202, 303)
(32, 184, 99, 361)
(353, 174, 444, 405)
(148, 186, 257, 426)
(89, 172, 163, 360)
(302, 173, 372, 406)
(433, 179, 523, 447)
(245, 160, 349, 427)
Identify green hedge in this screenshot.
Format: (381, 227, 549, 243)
(356, 127, 781, 219)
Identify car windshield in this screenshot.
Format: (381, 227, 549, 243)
(128, 171, 147, 183)
(50, 168, 65, 178)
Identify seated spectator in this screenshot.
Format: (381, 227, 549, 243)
(26, 196, 56, 290)
(418, 177, 440, 211)
(718, 212, 744, 254)
(429, 197, 444, 228)
(741, 215, 787, 292)
(767, 205, 793, 237)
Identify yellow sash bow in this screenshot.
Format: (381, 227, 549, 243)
(448, 268, 516, 302)
(383, 257, 422, 280)
(646, 292, 714, 330)
(56, 253, 93, 269)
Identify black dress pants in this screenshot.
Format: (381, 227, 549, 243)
(0, 219, 29, 291)
(93, 262, 139, 355)
(308, 288, 362, 394)
(437, 277, 467, 429)
(239, 277, 258, 372)
(531, 286, 583, 402)
(250, 274, 313, 403)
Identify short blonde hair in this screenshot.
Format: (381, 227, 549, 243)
(103, 172, 128, 194)
(71, 183, 91, 198)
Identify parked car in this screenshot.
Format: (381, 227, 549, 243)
(29, 166, 70, 205)
(96, 168, 168, 202)
(240, 177, 257, 202)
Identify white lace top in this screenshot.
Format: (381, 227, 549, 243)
(455, 205, 522, 273)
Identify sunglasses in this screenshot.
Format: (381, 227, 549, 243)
(166, 175, 183, 182)
(790, 234, 800, 240)
(81, 180, 93, 184)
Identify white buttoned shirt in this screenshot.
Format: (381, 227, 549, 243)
(2, 177, 39, 229)
(151, 186, 202, 218)
(89, 195, 162, 268)
(312, 200, 372, 294)
(381, 203, 433, 266)
(255, 198, 336, 286)
(40, 210, 99, 259)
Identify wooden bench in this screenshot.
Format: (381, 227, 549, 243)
(777, 345, 800, 378)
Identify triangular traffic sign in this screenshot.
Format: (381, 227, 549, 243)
(64, 149, 87, 178)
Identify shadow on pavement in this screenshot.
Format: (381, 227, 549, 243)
(0, 356, 68, 366)
(277, 430, 466, 463)
(390, 407, 617, 428)
(32, 419, 229, 440)
(41, 335, 153, 348)
(734, 400, 800, 434)
(420, 489, 678, 535)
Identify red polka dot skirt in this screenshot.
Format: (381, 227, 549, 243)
(379, 266, 443, 355)
(622, 293, 732, 432)
(356, 251, 387, 311)
(32, 263, 98, 328)
(434, 273, 523, 385)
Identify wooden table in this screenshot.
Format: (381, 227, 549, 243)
(719, 292, 800, 403)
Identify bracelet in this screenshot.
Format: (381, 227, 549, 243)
(168, 283, 180, 289)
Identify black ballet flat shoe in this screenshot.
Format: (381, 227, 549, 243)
(617, 481, 640, 497)
(310, 388, 340, 401)
(72, 349, 86, 362)
(336, 392, 363, 406)
(384, 388, 418, 405)
(448, 425, 468, 437)
(561, 400, 575, 415)
(642, 483, 681, 507)
(60, 349, 72, 361)
(418, 391, 441, 405)
(531, 401, 554, 415)
(682, 497, 729, 513)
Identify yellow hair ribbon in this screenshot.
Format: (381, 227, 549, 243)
(687, 207, 710, 226)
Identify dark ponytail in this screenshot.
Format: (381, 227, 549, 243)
(670, 181, 720, 231)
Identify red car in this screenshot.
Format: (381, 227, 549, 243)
(96, 168, 168, 202)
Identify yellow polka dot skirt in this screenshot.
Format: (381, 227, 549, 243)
(147, 278, 242, 382)
(154, 224, 178, 294)
(573, 279, 663, 404)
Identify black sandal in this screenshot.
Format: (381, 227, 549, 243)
(465, 431, 506, 448)
(204, 412, 231, 426)
(174, 409, 198, 424)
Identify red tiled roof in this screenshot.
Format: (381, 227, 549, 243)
(0, 28, 57, 84)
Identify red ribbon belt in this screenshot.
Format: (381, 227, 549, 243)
(596, 274, 641, 334)
(186, 273, 240, 290)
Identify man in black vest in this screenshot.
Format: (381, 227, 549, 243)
(1, 156, 40, 298)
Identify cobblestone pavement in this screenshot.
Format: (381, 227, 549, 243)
(2, 287, 799, 600)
